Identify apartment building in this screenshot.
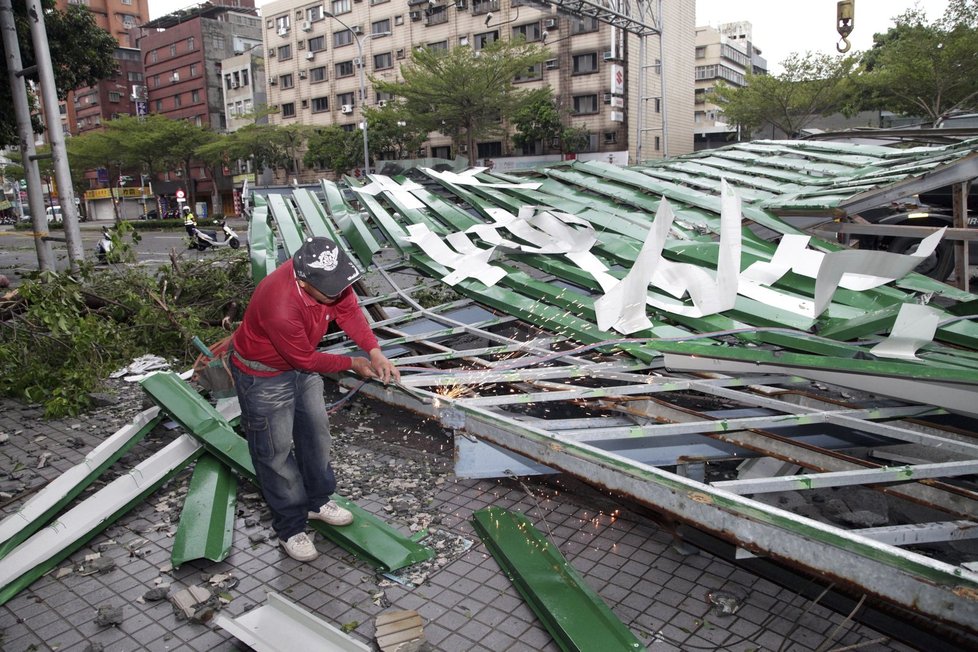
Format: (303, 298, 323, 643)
(693, 21, 767, 150)
(55, 0, 150, 137)
(222, 48, 268, 132)
(73, 47, 145, 134)
(260, 0, 694, 171)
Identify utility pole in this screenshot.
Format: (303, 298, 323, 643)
(27, 0, 84, 271)
(0, 0, 53, 271)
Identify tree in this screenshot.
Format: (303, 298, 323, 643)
(362, 102, 428, 163)
(511, 88, 592, 157)
(303, 126, 361, 176)
(861, 4, 978, 121)
(159, 120, 218, 209)
(0, 2, 117, 146)
(374, 39, 550, 165)
(710, 52, 860, 138)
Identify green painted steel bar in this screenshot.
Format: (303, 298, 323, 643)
(321, 179, 381, 267)
(349, 181, 411, 252)
(171, 453, 238, 568)
(292, 187, 338, 239)
(139, 372, 433, 571)
(266, 192, 306, 255)
(471, 507, 645, 652)
(247, 195, 277, 283)
(0, 409, 161, 561)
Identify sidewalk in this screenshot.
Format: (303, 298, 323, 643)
(0, 386, 917, 651)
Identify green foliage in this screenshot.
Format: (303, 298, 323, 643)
(511, 88, 563, 151)
(0, 251, 252, 417)
(362, 102, 429, 163)
(860, 4, 978, 120)
(0, 2, 117, 146)
(710, 52, 861, 138)
(102, 220, 141, 264)
(304, 126, 361, 174)
(374, 39, 550, 164)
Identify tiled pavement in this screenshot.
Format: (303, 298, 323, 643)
(0, 396, 917, 652)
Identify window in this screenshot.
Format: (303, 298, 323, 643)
(194, 115, 203, 127)
(187, 36, 195, 50)
(335, 60, 354, 77)
(311, 96, 329, 113)
(477, 141, 502, 157)
(371, 0, 390, 4)
(337, 91, 355, 107)
(654, 97, 661, 113)
(514, 63, 542, 82)
(331, 0, 351, 15)
(695, 45, 706, 60)
(275, 15, 290, 30)
(572, 94, 598, 114)
(333, 30, 353, 47)
(108, 91, 121, 102)
(242, 69, 249, 86)
(394, 14, 403, 25)
(127, 71, 143, 82)
(570, 16, 599, 34)
(153, 74, 161, 87)
(190, 63, 198, 77)
(306, 5, 323, 21)
(474, 30, 498, 51)
(603, 131, 618, 144)
(426, 6, 448, 25)
(225, 73, 233, 89)
(572, 53, 598, 74)
(654, 135, 661, 151)
(512, 22, 541, 42)
(150, 49, 157, 63)
(472, 0, 499, 15)
(310, 66, 328, 82)
(191, 89, 200, 102)
(281, 73, 294, 89)
(308, 35, 326, 52)
(374, 52, 392, 70)
(282, 102, 296, 118)
(174, 93, 182, 107)
(278, 44, 292, 60)
(227, 102, 235, 117)
(427, 40, 448, 51)
(376, 90, 394, 104)
(155, 99, 163, 111)
(372, 18, 391, 36)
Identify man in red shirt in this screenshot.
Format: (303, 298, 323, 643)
(230, 237, 399, 562)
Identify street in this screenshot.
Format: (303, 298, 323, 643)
(0, 219, 248, 287)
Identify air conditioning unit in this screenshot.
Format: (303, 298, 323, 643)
(298, 70, 308, 79)
(353, 56, 362, 66)
(341, 104, 353, 113)
(352, 25, 363, 34)
(268, 48, 276, 56)
(544, 18, 557, 29)
(170, 72, 180, 82)
(458, 143, 468, 154)
(409, 10, 421, 20)
(269, 77, 278, 85)
(302, 20, 312, 31)
(377, 99, 387, 107)
(544, 58, 558, 69)
(602, 51, 618, 61)
(278, 26, 289, 36)
(306, 51, 315, 59)
(455, 0, 467, 8)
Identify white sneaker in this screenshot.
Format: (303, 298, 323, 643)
(308, 501, 353, 526)
(280, 532, 318, 561)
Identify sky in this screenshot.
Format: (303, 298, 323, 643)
(149, 0, 951, 73)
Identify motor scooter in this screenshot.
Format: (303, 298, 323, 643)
(95, 226, 113, 263)
(185, 218, 240, 251)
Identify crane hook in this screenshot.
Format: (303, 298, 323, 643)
(836, 0, 855, 53)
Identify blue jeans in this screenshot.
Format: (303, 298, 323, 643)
(232, 364, 336, 540)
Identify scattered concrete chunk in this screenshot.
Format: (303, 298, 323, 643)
(143, 587, 169, 602)
(94, 604, 124, 627)
(375, 609, 425, 652)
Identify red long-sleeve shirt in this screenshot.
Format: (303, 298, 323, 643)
(230, 259, 379, 377)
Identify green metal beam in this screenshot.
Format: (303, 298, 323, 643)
(139, 372, 433, 572)
(472, 507, 645, 652)
(171, 453, 238, 568)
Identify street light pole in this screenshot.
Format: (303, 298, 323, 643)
(325, 12, 379, 175)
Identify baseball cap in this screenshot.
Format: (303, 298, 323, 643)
(292, 237, 362, 297)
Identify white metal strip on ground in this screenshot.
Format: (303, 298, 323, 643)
(0, 435, 201, 590)
(214, 591, 371, 652)
(0, 406, 160, 549)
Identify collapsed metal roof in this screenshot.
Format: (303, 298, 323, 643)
(246, 138, 978, 643)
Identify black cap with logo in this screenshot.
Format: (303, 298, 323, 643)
(292, 237, 362, 297)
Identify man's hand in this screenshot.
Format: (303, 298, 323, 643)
(350, 356, 377, 379)
(368, 348, 400, 384)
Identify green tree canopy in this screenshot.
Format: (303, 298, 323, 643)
(511, 88, 592, 156)
(861, 3, 978, 121)
(374, 39, 549, 165)
(303, 126, 361, 176)
(0, 2, 117, 145)
(363, 102, 428, 163)
(710, 52, 860, 138)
